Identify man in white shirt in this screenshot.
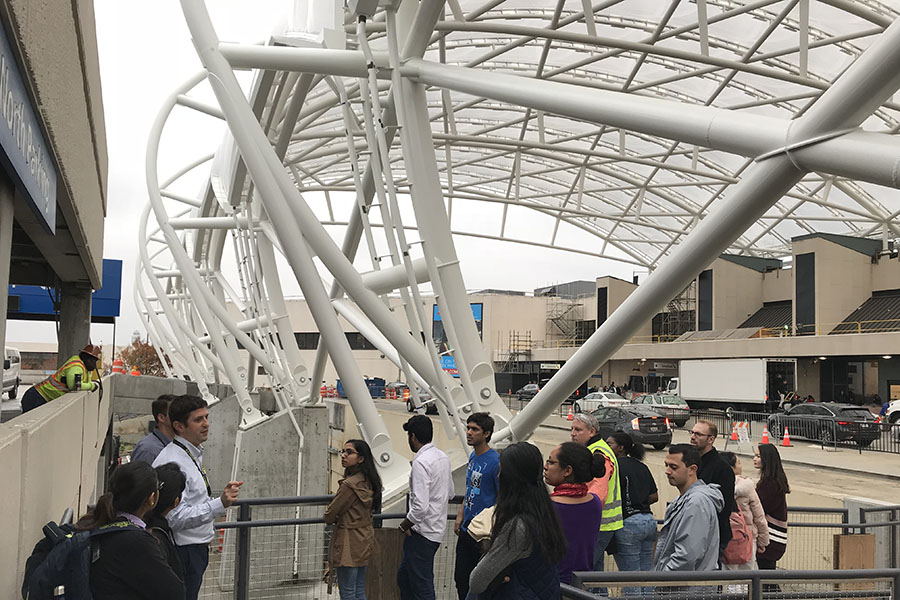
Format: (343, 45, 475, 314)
(153, 395, 243, 600)
(397, 415, 454, 600)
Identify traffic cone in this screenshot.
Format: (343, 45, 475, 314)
(781, 426, 792, 447)
(761, 425, 770, 444)
(567, 406, 574, 421)
(730, 422, 739, 441)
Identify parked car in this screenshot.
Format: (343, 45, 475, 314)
(385, 381, 438, 414)
(590, 405, 673, 450)
(631, 394, 690, 427)
(516, 383, 540, 401)
(3, 347, 20, 399)
(767, 403, 880, 447)
(571, 391, 628, 413)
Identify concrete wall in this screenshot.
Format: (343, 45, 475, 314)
(710, 258, 765, 330)
(762, 267, 793, 303)
(792, 238, 873, 334)
(795, 358, 820, 398)
(599, 276, 652, 343)
(872, 256, 900, 292)
(0, 380, 109, 599)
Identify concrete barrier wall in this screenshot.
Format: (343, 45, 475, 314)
(0, 379, 111, 600)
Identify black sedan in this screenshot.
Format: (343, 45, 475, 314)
(590, 405, 673, 450)
(767, 403, 880, 447)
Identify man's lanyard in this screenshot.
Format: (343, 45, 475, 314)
(172, 439, 212, 497)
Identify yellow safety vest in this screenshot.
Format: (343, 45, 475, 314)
(35, 355, 93, 401)
(588, 437, 624, 531)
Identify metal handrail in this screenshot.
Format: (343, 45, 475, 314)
(565, 569, 900, 600)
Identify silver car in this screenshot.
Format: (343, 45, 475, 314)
(631, 394, 690, 427)
(572, 391, 628, 413)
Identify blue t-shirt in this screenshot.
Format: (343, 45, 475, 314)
(462, 448, 500, 531)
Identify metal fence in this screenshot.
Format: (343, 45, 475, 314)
(687, 409, 900, 455)
(195, 495, 900, 599)
(564, 568, 900, 600)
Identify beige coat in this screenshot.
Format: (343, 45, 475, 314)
(735, 475, 769, 552)
(324, 472, 376, 567)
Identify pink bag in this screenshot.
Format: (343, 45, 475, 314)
(723, 510, 753, 565)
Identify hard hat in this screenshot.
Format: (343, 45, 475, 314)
(81, 344, 102, 359)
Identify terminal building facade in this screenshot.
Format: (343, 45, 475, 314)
(266, 232, 900, 408)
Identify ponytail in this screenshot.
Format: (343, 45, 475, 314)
(609, 431, 645, 461)
(75, 492, 117, 531)
(556, 441, 605, 483)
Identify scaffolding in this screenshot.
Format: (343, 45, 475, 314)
(658, 281, 697, 341)
(500, 330, 533, 373)
(545, 293, 584, 348)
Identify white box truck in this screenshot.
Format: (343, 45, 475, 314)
(667, 358, 797, 411)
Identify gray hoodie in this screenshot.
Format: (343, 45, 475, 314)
(654, 480, 724, 572)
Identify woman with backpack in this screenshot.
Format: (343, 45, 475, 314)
(720, 452, 769, 569)
(323, 439, 383, 600)
(468, 442, 567, 599)
(77, 461, 185, 599)
(754, 444, 789, 574)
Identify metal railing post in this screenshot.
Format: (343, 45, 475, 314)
(860, 507, 868, 536)
(235, 502, 252, 600)
(751, 574, 762, 600)
(892, 509, 898, 569)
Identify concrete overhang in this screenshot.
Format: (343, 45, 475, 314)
(0, 0, 107, 288)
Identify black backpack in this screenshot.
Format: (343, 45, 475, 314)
(22, 520, 139, 600)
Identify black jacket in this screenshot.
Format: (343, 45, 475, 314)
(90, 526, 185, 600)
(697, 447, 736, 546)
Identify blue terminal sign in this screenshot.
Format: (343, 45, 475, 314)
(433, 303, 484, 378)
(0, 24, 57, 232)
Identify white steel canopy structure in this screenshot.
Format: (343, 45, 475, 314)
(139, 0, 900, 489)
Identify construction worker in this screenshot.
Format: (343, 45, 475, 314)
(21, 344, 101, 413)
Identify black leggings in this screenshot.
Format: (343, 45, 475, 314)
(21, 387, 46, 412)
(758, 556, 780, 591)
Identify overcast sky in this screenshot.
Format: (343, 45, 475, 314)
(8, 1, 633, 348)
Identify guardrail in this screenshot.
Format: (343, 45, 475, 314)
(194, 495, 900, 600)
(689, 409, 900, 455)
(565, 568, 900, 600)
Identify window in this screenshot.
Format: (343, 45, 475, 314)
(345, 332, 377, 350)
(294, 332, 320, 350)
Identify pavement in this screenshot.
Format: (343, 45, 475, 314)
(538, 412, 900, 482)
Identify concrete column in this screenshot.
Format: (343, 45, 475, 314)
(0, 181, 13, 383)
(58, 281, 93, 367)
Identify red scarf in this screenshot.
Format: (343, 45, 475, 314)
(551, 482, 589, 497)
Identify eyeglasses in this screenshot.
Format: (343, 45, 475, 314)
(340, 449, 358, 456)
(689, 430, 713, 438)
(156, 481, 165, 492)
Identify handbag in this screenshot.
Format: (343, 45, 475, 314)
(467, 505, 495, 542)
(723, 510, 753, 565)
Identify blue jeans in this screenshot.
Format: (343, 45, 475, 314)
(397, 531, 440, 600)
(613, 513, 658, 594)
(592, 528, 617, 595)
(336, 566, 367, 600)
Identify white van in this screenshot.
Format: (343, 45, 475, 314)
(3, 347, 21, 399)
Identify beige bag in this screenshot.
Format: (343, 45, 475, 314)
(466, 505, 495, 542)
